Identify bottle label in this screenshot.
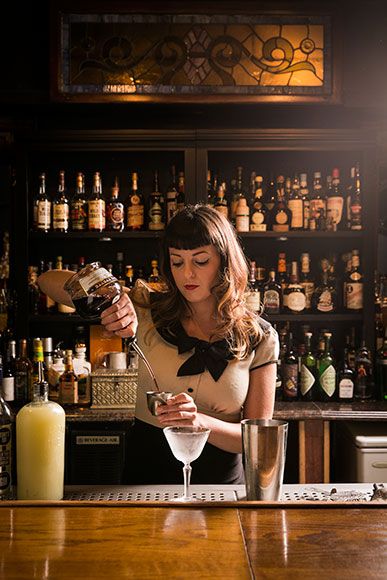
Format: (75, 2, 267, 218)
(274, 210, 289, 225)
(127, 201, 144, 228)
(264, 289, 280, 311)
(282, 364, 298, 398)
(320, 365, 336, 397)
(0, 425, 12, 494)
(310, 198, 325, 218)
(245, 291, 261, 312)
(79, 268, 117, 295)
(346, 282, 363, 309)
(300, 364, 315, 395)
(287, 290, 306, 312)
(300, 282, 315, 309)
(71, 201, 88, 230)
(15, 371, 29, 402)
(37, 200, 51, 229)
(60, 380, 79, 404)
(236, 215, 250, 232)
(108, 205, 124, 226)
(149, 201, 165, 230)
(327, 196, 344, 225)
(288, 199, 303, 228)
(339, 378, 354, 399)
(53, 204, 69, 229)
(88, 200, 106, 230)
(2, 377, 14, 401)
(316, 289, 334, 312)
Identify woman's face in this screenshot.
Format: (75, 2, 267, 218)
(169, 245, 221, 307)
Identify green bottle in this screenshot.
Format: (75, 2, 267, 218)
(300, 332, 316, 401)
(316, 332, 336, 402)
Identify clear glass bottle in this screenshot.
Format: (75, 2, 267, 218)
(73, 345, 91, 407)
(52, 170, 70, 233)
(16, 379, 65, 500)
(312, 269, 337, 313)
(59, 349, 79, 407)
(34, 172, 51, 232)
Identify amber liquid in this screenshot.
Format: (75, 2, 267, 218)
(73, 295, 114, 320)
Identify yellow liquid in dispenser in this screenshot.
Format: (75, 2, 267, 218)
(16, 400, 65, 500)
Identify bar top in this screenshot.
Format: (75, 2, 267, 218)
(1, 493, 386, 579)
(63, 401, 387, 422)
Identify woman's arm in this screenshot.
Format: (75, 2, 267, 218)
(157, 362, 277, 454)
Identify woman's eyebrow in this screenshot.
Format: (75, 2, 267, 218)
(170, 250, 210, 257)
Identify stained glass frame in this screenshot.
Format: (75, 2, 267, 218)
(51, 9, 340, 103)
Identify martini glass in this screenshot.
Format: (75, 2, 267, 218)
(163, 426, 210, 502)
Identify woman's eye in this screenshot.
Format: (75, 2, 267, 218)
(171, 262, 183, 268)
(195, 259, 209, 266)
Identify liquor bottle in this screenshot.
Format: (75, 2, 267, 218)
(284, 261, 306, 314)
(326, 168, 344, 231)
(354, 338, 374, 401)
(43, 337, 54, 370)
(300, 332, 316, 401)
(288, 175, 304, 230)
(230, 166, 244, 224)
(47, 349, 64, 402)
(309, 171, 326, 230)
(299, 172, 310, 230)
(14, 338, 32, 405)
(262, 269, 282, 314)
(346, 326, 357, 371)
(148, 170, 165, 231)
(106, 176, 125, 232)
(376, 328, 387, 401)
(2, 340, 16, 403)
(250, 175, 267, 231)
(148, 259, 161, 290)
(235, 192, 250, 233)
(73, 344, 91, 407)
(344, 249, 363, 311)
(0, 386, 13, 499)
(299, 253, 315, 311)
(31, 338, 47, 393)
(263, 175, 276, 215)
(177, 171, 185, 212)
(277, 253, 288, 307)
(28, 265, 40, 315)
(271, 176, 291, 232)
(245, 260, 261, 314)
(166, 165, 178, 222)
(349, 162, 362, 230)
(115, 252, 126, 287)
(33, 172, 51, 232)
(312, 269, 337, 313)
(16, 373, 65, 500)
(59, 349, 79, 407)
(214, 181, 229, 219)
(316, 332, 336, 402)
(281, 332, 298, 401)
(88, 171, 106, 232)
(337, 346, 355, 402)
(125, 265, 135, 289)
(52, 170, 70, 233)
(126, 172, 144, 231)
(71, 172, 88, 231)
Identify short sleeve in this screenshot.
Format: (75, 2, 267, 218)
(249, 324, 279, 371)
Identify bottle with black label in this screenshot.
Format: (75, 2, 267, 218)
(0, 385, 13, 499)
(354, 338, 374, 401)
(337, 346, 355, 402)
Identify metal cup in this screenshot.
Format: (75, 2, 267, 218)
(241, 419, 288, 501)
(146, 391, 173, 416)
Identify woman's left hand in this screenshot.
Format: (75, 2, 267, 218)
(156, 393, 201, 427)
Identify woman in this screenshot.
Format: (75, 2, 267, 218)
(100, 204, 279, 484)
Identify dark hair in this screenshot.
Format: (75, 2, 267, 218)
(135, 204, 263, 358)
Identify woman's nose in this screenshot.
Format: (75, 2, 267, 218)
(183, 263, 195, 278)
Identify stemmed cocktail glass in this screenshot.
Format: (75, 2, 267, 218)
(163, 426, 210, 502)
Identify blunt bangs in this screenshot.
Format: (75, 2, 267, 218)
(164, 207, 215, 250)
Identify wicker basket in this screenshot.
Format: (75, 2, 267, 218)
(90, 368, 138, 409)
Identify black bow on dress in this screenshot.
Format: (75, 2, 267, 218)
(157, 323, 234, 382)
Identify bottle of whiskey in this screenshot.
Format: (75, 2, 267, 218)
(312, 267, 337, 313)
(299, 172, 310, 230)
(337, 346, 355, 402)
(300, 332, 316, 401)
(344, 249, 363, 311)
(309, 171, 326, 230)
(235, 191, 250, 233)
(59, 349, 79, 407)
(262, 269, 282, 314)
(71, 172, 88, 231)
(271, 176, 291, 232)
(316, 332, 336, 401)
(148, 170, 165, 231)
(349, 162, 362, 231)
(126, 172, 144, 231)
(125, 265, 135, 289)
(277, 252, 288, 309)
(230, 166, 245, 224)
(166, 165, 178, 223)
(148, 259, 161, 290)
(52, 170, 70, 233)
(263, 175, 276, 215)
(88, 171, 106, 232)
(34, 172, 51, 232)
(326, 168, 344, 231)
(214, 181, 229, 219)
(282, 332, 298, 401)
(284, 261, 306, 314)
(250, 175, 267, 231)
(245, 260, 261, 314)
(299, 253, 315, 311)
(106, 176, 125, 232)
(354, 338, 374, 401)
(288, 175, 304, 230)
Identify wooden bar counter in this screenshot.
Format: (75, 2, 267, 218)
(1, 495, 386, 579)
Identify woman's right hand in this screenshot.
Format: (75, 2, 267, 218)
(100, 291, 138, 338)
